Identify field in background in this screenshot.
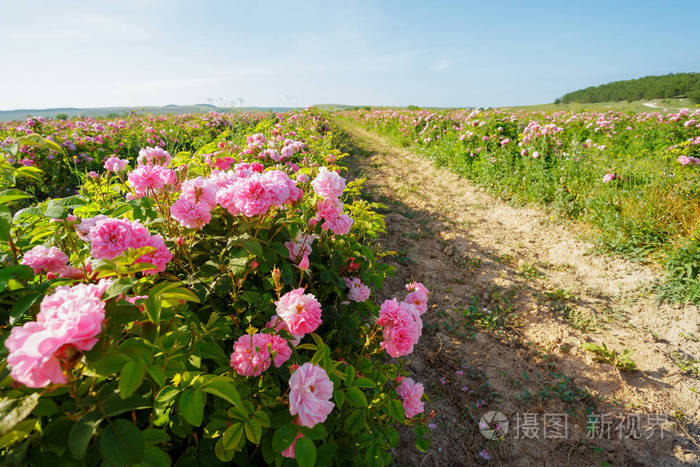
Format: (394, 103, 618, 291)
(342, 106, 700, 305)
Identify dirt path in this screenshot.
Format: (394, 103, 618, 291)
(334, 118, 700, 466)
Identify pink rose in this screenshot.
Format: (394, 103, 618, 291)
(20, 245, 69, 275)
(396, 378, 425, 418)
(276, 288, 323, 335)
(344, 277, 370, 302)
(311, 167, 346, 200)
(288, 363, 335, 428)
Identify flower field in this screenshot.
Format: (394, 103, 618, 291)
(0, 110, 433, 466)
(342, 108, 700, 304)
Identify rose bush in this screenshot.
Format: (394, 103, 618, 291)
(0, 110, 431, 466)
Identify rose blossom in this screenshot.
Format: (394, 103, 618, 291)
(103, 155, 129, 172)
(377, 298, 422, 357)
(311, 167, 346, 199)
(170, 197, 212, 229)
(137, 146, 171, 166)
(288, 363, 335, 428)
(20, 245, 69, 275)
(344, 277, 370, 302)
(322, 213, 353, 235)
(230, 332, 292, 377)
(396, 377, 425, 418)
(5, 281, 109, 388)
(276, 288, 323, 335)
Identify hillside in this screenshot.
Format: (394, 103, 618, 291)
(0, 104, 297, 122)
(557, 72, 700, 104)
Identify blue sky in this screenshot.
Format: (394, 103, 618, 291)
(1, 0, 698, 109)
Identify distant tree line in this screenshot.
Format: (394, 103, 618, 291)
(555, 73, 700, 104)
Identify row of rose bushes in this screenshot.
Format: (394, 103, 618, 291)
(0, 111, 268, 198)
(342, 108, 700, 304)
(0, 110, 431, 466)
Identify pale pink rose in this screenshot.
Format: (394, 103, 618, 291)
(5, 281, 109, 388)
(137, 146, 171, 166)
(311, 167, 346, 200)
(298, 255, 310, 271)
(76, 214, 109, 239)
(288, 363, 335, 428)
(316, 198, 343, 220)
(403, 281, 429, 315)
(180, 176, 218, 207)
(602, 173, 616, 183)
(396, 378, 425, 418)
(37, 281, 109, 351)
(261, 170, 298, 206)
(322, 213, 353, 235)
(170, 197, 212, 229)
(104, 155, 129, 172)
(276, 288, 322, 335)
(20, 245, 69, 274)
(344, 277, 370, 302)
(127, 164, 176, 198)
(5, 322, 66, 387)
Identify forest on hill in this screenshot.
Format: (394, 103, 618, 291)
(557, 72, 700, 103)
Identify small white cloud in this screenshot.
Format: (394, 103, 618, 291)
(433, 59, 456, 71)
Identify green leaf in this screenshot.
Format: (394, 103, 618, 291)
(387, 400, 404, 422)
(345, 366, 355, 387)
(215, 437, 236, 462)
(221, 422, 245, 451)
(414, 425, 431, 452)
(31, 398, 57, 416)
(333, 389, 346, 409)
(316, 441, 337, 466)
(201, 377, 243, 408)
(12, 206, 42, 222)
(0, 207, 11, 242)
(0, 394, 39, 435)
(253, 410, 271, 428)
(102, 394, 151, 417)
(100, 419, 144, 467)
(135, 445, 171, 467)
(244, 418, 262, 444)
(346, 386, 368, 407)
(272, 424, 298, 453)
(178, 388, 205, 426)
(9, 292, 42, 323)
(352, 377, 375, 388)
(0, 189, 32, 204)
(294, 437, 316, 467)
(89, 352, 130, 377)
(159, 287, 200, 306)
(102, 278, 140, 301)
(69, 411, 102, 460)
(300, 423, 327, 441)
(141, 428, 170, 445)
(119, 359, 146, 399)
(146, 365, 166, 387)
(227, 250, 249, 275)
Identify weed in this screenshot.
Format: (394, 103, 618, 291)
(583, 342, 637, 371)
(671, 351, 700, 378)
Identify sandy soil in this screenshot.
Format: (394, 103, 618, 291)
(335, 118, 700, 466)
